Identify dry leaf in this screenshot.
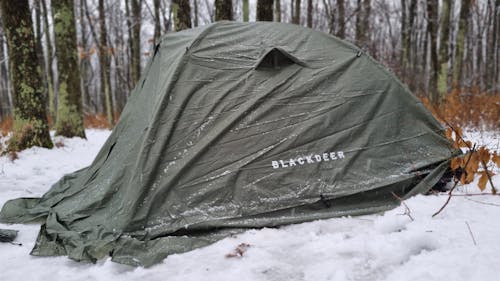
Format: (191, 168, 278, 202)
(477, 147, 491, 163)
(465, 170, 475, 184)
(456, 127, 463, 139)
(467, 152, 480, 173)
(450, 157, 462, 170)
(493, 153, 500, 167)
(478, 171, 489, 191)
(460, 173, 467, 184)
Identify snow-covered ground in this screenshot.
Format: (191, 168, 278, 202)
(0, 129, 499, 281)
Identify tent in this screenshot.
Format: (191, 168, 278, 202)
(0, 22, 458, 267)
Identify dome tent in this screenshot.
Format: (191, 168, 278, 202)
(0, 22, 457, 267)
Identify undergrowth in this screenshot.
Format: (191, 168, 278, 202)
(420, 89, 500, 130)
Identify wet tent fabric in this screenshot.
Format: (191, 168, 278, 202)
(0, 22, 457, 266)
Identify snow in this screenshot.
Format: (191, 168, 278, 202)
(1, 129, 499, 281)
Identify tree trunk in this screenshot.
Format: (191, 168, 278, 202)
(401, 0, 408, 80)
(154, 0, 161, 43)
(130, 0, 142, 85)
(355, 0, 371, 47)
(337, 0, 345, 38)
(452, 0, 471, 87)
(0, 0, 53, 150)
(407, 0, 417, 92)
(243, 0, 249, 22)
(484, 0, 493, 91)
(293, 0, 301, 24)
(172, 0, 192, 31)
(275, 0, 281, 22)
(98, 0, 114, 126)
(52, 0, 86, 138)
(0, 24, 12, 119)
(307, 0, 313, 28)
(194, 0, 199, 27)
(34, 0, 45, 73)
(493, 0, 500, 92)
(437, 0, 450, 97)
(257, 0, 274, 21)
(79, 0, 90, 114)
(41, 0, 56, 119)
(215, 0, 232, 21)
(125, 0, 133, 91)
(426, 0, 439, 104)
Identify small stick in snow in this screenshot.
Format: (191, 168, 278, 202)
(465, 221, 477, 246)
(391, 192, 414, 221)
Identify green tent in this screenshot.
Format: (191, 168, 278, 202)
(0, 22, 457, 267)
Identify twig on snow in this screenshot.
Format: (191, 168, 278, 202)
(465, 221, 477, 246)
(464, 197, 500, 207)
(391, 192, 414, 221)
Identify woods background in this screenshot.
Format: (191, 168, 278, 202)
(0, 0, 498, 150)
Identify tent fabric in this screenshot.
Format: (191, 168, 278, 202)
(0, 229, 18, 242)
(0, 21, 458, 267)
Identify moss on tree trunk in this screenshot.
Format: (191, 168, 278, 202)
(172, 0, 192, 31)
(0, 0, 53, 151)
(215, 0, 233, 21)
(52, 0, 86, 138)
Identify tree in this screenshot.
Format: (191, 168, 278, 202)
(307, 0, 313, 28)
(0, 22, 13, 119)
(293, 0, 301, 24)
(401, 0, 408, 78)
(275, 0, 281, 22)
(355, 0, 371, 48)
(0, 0, 53, 150)
(257, 0, 274, 21)
(426, 0, 439, 104)
(172, 0, 192, 31)
(153, 0, 161, 43)
(41, 0, 56, 119)
(193, 0, 199, 27)
(492, 0, 500, 91)
(52, 0, 86, 138)
(243, 0, 249, 21)
(79, 0, 93, 114)
(453, 0, 471, 87)
(215, 0, 232, 21)
(337, 0, 345, 38)
(437, 0, 451, 96)
(130, 0, 142, 84)
(98, 0, 114, 126)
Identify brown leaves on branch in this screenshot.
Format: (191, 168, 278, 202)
(446, 127, 497, 192)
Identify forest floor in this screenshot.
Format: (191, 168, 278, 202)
(0, 129, 499, 281)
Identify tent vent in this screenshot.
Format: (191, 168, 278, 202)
(256, 48, 297, 70)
